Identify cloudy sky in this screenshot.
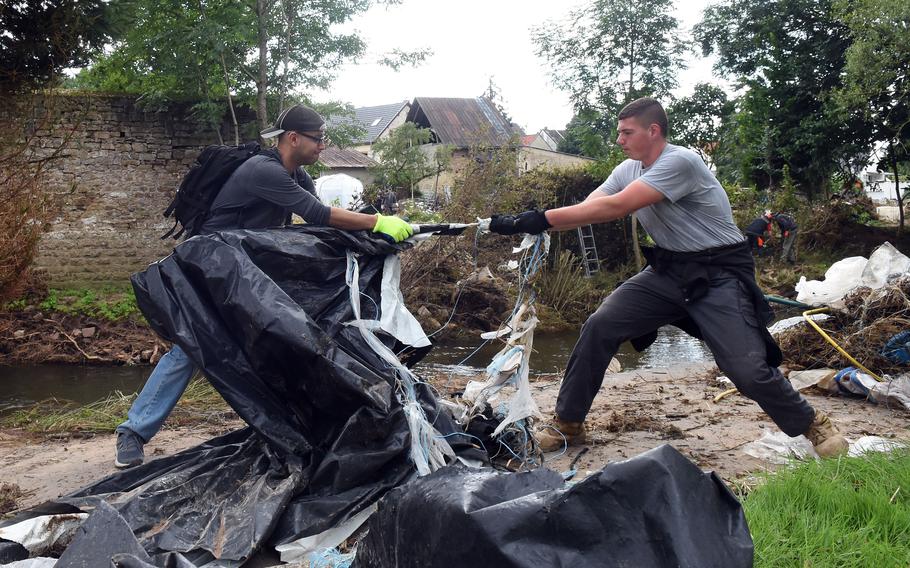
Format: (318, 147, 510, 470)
(312, 0, 724, 133)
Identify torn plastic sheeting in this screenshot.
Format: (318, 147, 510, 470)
(848, 436, 907, 456)
(354, 444, 752, 568)
(821, 368, 910, 411)
(744, 431, 905, 464)
(0, 512, 87, 557)
(787, 368, 837, 391)
(767, 312, 829, 335)
(743, 430, 817, 464)
(379, 255, 431, 348)
(461, 234, 549, 439)
(275, 502, 377, 563)
(1, 559, 57, 568)
(7, 227, 479, 566)
(55, 500, 151, 567)
(344, 250, 454, 476)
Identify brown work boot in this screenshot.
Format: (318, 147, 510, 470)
(536, 417, 586, 452)
(804, 411, 849, 458)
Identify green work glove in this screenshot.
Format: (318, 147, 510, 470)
(372, 214, 414, 243)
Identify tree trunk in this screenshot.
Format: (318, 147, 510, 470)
(631, 214, 642, 270)
(279, 0, 292, 113)
(891, 140, 904, 236)
(256, 0, 269, 132)
(220, 52, 240, 145)
(197, 0, 239, 145)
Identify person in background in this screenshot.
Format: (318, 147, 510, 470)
(772, 211, 798, 263)
(744, 211, 773, 256)
(115, 104, 413, 468)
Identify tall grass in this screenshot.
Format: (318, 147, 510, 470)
(743, 451, 910, 567)
(1, 379, 235, 433)
(534, 250, 591, 316)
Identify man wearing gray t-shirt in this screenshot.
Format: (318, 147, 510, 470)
(489, 97, 848, 458)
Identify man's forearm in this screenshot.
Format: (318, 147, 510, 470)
(328, 207, 377, 230)
(544, 196, 628, 231)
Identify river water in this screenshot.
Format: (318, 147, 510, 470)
(0, 326, 712, 413)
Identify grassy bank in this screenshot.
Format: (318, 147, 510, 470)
(0, 379, 234, 433)
(743, 451, 910, 567)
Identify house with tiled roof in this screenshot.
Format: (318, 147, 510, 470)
(317, 146, 379, 186)
(524, 128, 568, 152)
(326, 101, 410, 157)
(406, 97, 592, 200)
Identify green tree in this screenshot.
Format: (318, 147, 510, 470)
(535, 0, 687, 270)
(667, 83, 734, 162)
(1, 0, 118, 93)
(533, 0, 688, 121)
(369, 123, 436, 200)
(835, 0, 910, 231)
(694, 0, 872, 196)
(72, 0, 249, 141)
(72, 0, 428, 136)
(558, 109, 613, 159)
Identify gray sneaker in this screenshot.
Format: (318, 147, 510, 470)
(115, 429, 145, 468)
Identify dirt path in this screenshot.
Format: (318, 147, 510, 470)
(2, 364, 908, 515)
(533, 363, 910, 480)
(1, 422, 242, 511)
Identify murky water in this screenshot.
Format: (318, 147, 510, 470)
(0, 365, 149, 414)
(0, 326, 713, 411)
(415, 325, 712, 377)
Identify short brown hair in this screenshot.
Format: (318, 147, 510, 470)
(618, 97, 668, 137)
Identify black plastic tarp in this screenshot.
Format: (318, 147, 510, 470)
(354, 444, 753, 568)
(12, 227, 474, 566)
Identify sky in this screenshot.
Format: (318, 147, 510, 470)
(311, 0, 724, 133)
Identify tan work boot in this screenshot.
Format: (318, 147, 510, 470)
(536, 417, 586, 452)
(804, 411, 849, 458)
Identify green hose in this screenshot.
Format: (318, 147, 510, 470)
(764, 294, 813, 309)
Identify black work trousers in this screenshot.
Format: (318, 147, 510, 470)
(556, 266, 816, 437)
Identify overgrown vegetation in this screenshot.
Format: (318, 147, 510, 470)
(0, 379, 234, 434)
(742, 451, 910, 567)
(5, 286, 141, 322)
(38, 287, 140, 322)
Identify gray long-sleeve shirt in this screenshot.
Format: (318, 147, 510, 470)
(200, 148, 331, 234)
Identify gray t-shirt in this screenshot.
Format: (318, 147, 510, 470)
(598, 144, 744, 252)
(201, 148, 331, 234)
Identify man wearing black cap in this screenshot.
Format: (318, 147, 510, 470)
(202, 104, 411, 238)
(114, 104, 412, 468)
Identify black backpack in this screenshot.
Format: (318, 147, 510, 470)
(161, 142, 261, 239)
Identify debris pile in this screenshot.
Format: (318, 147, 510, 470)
(779, 276, 910, 374)
(777, 243, 910, 377)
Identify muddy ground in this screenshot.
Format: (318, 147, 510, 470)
(3, 363, 908, 517)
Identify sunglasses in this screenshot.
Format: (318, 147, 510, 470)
(294, 131, 329, 145)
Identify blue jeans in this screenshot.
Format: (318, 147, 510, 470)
(116, 344, 197, 442)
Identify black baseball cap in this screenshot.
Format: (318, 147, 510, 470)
(260, 104, 325, 138)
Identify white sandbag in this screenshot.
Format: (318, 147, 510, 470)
(795, 256, 867, 307)
(860, 241, 910, 289)
(794, 242, 910, 308)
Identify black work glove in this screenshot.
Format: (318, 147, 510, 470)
(489, 210, 552, 235)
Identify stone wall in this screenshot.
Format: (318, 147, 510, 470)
(16, 94, 257, 287)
